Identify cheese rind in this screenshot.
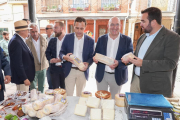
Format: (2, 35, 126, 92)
(94, 53, 114, 66)
(74, 104, 87, 116)
(90, 108, 101, 120)
(103, 109, 115, 120)
(115, 94, 125, 107)
(86, 97, 100, 108)
(70, 54, 85, 70)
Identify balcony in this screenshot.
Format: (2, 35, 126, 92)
(41, 0, 63, 13)
(69, 0, 91, 12)
(8, 0, 27, 4)
(98, 0, 121, 12)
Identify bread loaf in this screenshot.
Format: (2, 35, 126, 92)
(28, 107, 37, 117)
(43, 102, 64, 115)
(30, 89, 38, 102)
(36, 110, 46, 118)
(22, 103, 32, 114)
(94, 53, 114, 66)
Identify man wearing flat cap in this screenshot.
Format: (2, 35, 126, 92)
(8, 20, 35, 91)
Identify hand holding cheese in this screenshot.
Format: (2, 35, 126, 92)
(94, 53, 114, 66)
(121, 52, 135, 64)
(69, 54, 85, 71)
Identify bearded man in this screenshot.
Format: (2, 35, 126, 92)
(45, 21, 66, 89)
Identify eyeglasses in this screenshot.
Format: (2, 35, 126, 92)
(110, 23, 120, 27)
(46, 28, 52, 30)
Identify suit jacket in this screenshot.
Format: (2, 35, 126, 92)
(60, 33, 94, 80)
(94, 33, 133, 86)
(26, 34, 49, 71)
(132, 26, 180, 97)
(45, 37, 64, 73)
(0, 47, 11, 90)
(8, 34, 35, 84)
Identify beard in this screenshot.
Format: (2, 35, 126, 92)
(143, 23, 153, 33)
(5, 36, 9, 40)
(55, 31, 62, 37)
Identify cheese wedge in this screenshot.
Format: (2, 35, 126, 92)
(90, 108, 101, 120)
(101, 99, 115, 110)
(78, 97, 88, 105)
(103, 109, 115, 120)
(86, 97, 100, 108)
(74, 104, 87, 116)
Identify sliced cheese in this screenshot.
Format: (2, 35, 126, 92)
(86, 97, 100, 108)
(90, 108, 101, 120)
(78, 97, 88, 105)
(101, 99, 115, 110)
(103, 109, 115, 120)
(74, 104, 87, 116)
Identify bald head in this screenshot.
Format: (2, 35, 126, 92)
(108, 17, 121, 39)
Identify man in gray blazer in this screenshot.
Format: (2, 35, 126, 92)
(122, 7, 180, 97)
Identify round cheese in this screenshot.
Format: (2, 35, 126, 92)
(81, 91, 92, 98)
(115, 94, 125, 107)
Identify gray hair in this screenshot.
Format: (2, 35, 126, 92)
(46, 24, 54, 29)
(29, 23, 38, 28)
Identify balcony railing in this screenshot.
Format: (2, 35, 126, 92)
(98, 0, 121, 12)
(8, 0, 27, 4)
(69, 0, 91, 12)
(41, 0, 63, 12)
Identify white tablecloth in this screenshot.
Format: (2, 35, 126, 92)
(4, 96, 128, 120)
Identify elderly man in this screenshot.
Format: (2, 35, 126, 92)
(0, 47, 11, 101)
(46, 21, 66, 89)
(0, 31, 10, 62)
(8, 20, 35, 91)
(60, 17, 94, 96)
(45, 24, 55, 89)
(26, 23, 49, 93)
(93, 17, 133, 99)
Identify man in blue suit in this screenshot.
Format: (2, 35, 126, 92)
(93, 17, 133, 99)
(60, 17, 94, 96)
(8, 20, 35, 91)
(0, 47, 11, 101)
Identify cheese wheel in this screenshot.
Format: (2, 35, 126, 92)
(81, 91, 92, 98)
(115, 94, 125, 107)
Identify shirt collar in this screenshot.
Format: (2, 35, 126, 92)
(146, 25, 163, 37)
(108, 32, 120, 41)
(74, 33, 84, 41)
(32, 36, 40, 42)
(16, 33, 26, 42)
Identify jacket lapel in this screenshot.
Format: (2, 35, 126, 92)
(40, 35, 45, 63)
(103, 34, 108, 56)
(115, 34, 123, 59)
(134, 34, 147, 56)
(29, 36, 40, 63)
(82, 34, 88, 62)
(144, 26, 166, 58)
(71, 33, 75, 53)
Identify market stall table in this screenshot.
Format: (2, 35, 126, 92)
(17, 96, 127, 120)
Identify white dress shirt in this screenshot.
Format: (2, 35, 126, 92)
(72, 34, 84, 67)
(105, 33, 120, 73)
(56, 36, 65, 66)
(32, 37, 41, 63)
(135, 26, 162, 76)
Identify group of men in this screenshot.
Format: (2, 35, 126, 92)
(0, 7, 180, 101)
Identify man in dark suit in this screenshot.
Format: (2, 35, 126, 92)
(122, 7, 180, 97)
(60, 17, 94, 96)
(93, 17, 133, 99)
(8, 20, 35, 92)
(0, 47, 11, 101)
(46, 21, 66, 89)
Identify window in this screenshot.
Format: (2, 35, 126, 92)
(0, 28, 8, 40)
(73, 0, 89, 8)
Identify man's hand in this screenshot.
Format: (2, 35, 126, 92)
(4, 75, 11, 84)
(109, 60, 119, 70)
(121, 57, 130, 65)
(63, 53, 74, 63)
(93, 56, 98, 64)
(129, 56, 143, 67)
(24, 79, 31, 86)
(81, 62, 89, 71)
(50, 58, 62, 63)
